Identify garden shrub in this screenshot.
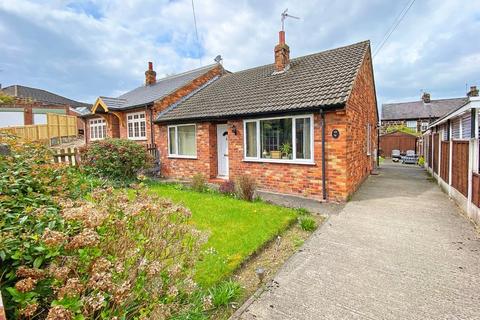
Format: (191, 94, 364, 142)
(0, 135, 208, 319)
(80, 138, 151, 181)
(219, 180, 235, 195)
(234, 175, 256, 201)
(191, 173, 207, 192)
(298, 216, 317, 231)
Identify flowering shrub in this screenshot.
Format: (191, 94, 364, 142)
(80, 139, 151, 181)
(0, 136, 209, 319)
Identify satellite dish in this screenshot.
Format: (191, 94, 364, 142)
(214, 55, 222, 63)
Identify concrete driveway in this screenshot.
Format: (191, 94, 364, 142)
(237, 162, 480, 320)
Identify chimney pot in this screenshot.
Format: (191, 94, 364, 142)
(145, 62, 156, 85)
(467, 85, 479, 97)
(422, 92, 431, 103)
(274, 31, 290, 73)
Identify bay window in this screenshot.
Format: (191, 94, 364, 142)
(127, 111, 146, 140)
(90, 118, 106, 141)
(168, 124, 196, 157)
(244, 115, 313, 163)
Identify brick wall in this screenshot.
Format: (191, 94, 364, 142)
(157, 122, 217, 178)
(345, 51, 378, 196)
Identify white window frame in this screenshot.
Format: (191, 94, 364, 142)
(89, 118, 107, 141)
(167, 123, 197, 159)
(127, 111, 147, 140)
(421, 122, 429, 131)
(243, 114, 314, 164)
(406, 120, 417, 131)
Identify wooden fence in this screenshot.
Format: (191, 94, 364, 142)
(440, 141, 449, 182)
(0, 113, 77, 143)
(379, 131, 417, 157)
(53, 148, 79, 166)
(472, 173, 480, 208)
(451, 141, 469, 197)
(433, 133, 439, 174)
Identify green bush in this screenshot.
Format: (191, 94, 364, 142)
(418, 156, 425, 166)
(80, 138, 151, 181)
(192, 173, 207, 192)
(298, 216, 317, 231)
(235, 175, 256, 201)
(0, 136, 207, 319)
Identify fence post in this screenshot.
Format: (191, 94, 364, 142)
(448, 121, 453, 195)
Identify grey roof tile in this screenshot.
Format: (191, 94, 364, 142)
(1, 85, 90, 108)
(156, 41, 370, 122)
(105, 63, 219, 110)
(382, 97, 468, 120)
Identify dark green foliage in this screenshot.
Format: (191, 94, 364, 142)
(80, 138, 151, 181)
(298, 216, 317, 231)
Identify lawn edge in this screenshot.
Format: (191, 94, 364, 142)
(229, 213, 331, 320)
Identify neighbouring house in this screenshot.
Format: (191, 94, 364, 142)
(423, 92, 480, 224)
(154, 31, 378, 202)
(379, 130, 418, 158)
(381, 91, 473, 134)
(0, 84, 89, 133)
(82, 62, 224, 145)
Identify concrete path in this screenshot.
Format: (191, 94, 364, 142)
(237, 162, 480, 320)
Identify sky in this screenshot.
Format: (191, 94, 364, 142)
(0, 0, 479, 110)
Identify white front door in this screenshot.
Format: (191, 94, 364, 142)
(217, 124, 229, 178)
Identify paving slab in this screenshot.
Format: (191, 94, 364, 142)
(236, 162, 480, 320)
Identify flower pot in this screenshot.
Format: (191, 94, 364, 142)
(271, 151, 281, 159)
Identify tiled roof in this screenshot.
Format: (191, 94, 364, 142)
(382, 97, 468, 121)
(91, 63, 220, 113)
(1, 85, 90, 108)
(156, 41, 370, 122)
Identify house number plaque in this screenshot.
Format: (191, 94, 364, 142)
(332, 129, 340, 139)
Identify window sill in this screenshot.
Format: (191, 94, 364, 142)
(243, 158, 316, 165)
(168, 155, 198, 160)
(128, 137, 147, 141)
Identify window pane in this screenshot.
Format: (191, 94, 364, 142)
(140, 121, 146, 137)
(245, 122, 257, 157)
(102, 124, 106, 138)
(169, 127, 176, 154)
(178, 125, 196, 156)
(296, 118, 311, 159)
(260, 118, 292, 159)
(128, 122, 133, 137)
(134, 122, 139, 137)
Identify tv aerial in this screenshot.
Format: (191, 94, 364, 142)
(281, 8, 300, 31)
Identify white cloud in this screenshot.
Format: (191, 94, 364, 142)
(0, 0, 479, 108)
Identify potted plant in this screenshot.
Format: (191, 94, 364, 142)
(280, 142, 292, 159)
(262, 149, 271, 159)
(270, 150, 282, 159)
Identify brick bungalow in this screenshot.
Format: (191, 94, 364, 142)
(0, 85, 89, 133)
(154, 32, 379, 202)
(82, 63, 224, 145)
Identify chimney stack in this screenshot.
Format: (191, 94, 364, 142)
(145, 62, 156, 86)
(274, 31, 290, 73)
(422, 92, 431, 103)
(467, 85, 479, 97)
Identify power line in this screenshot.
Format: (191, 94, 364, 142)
(373, 0, 416, 58)
(191, 0, 202, 66)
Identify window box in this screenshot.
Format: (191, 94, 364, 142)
(244, 115, 314, 164)
(168, 124, 197, 158)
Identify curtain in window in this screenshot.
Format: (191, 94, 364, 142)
(296, 118, 311, 159)
(178, 125, 196, 156)
(246, 122, 257, 157)
(168, 127, 176, 154)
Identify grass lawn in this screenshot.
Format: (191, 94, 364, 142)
(147, 182, 299, 287)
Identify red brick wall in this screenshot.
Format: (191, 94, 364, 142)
(345, 50, 378, 196)
(157, 122, 217, 179)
